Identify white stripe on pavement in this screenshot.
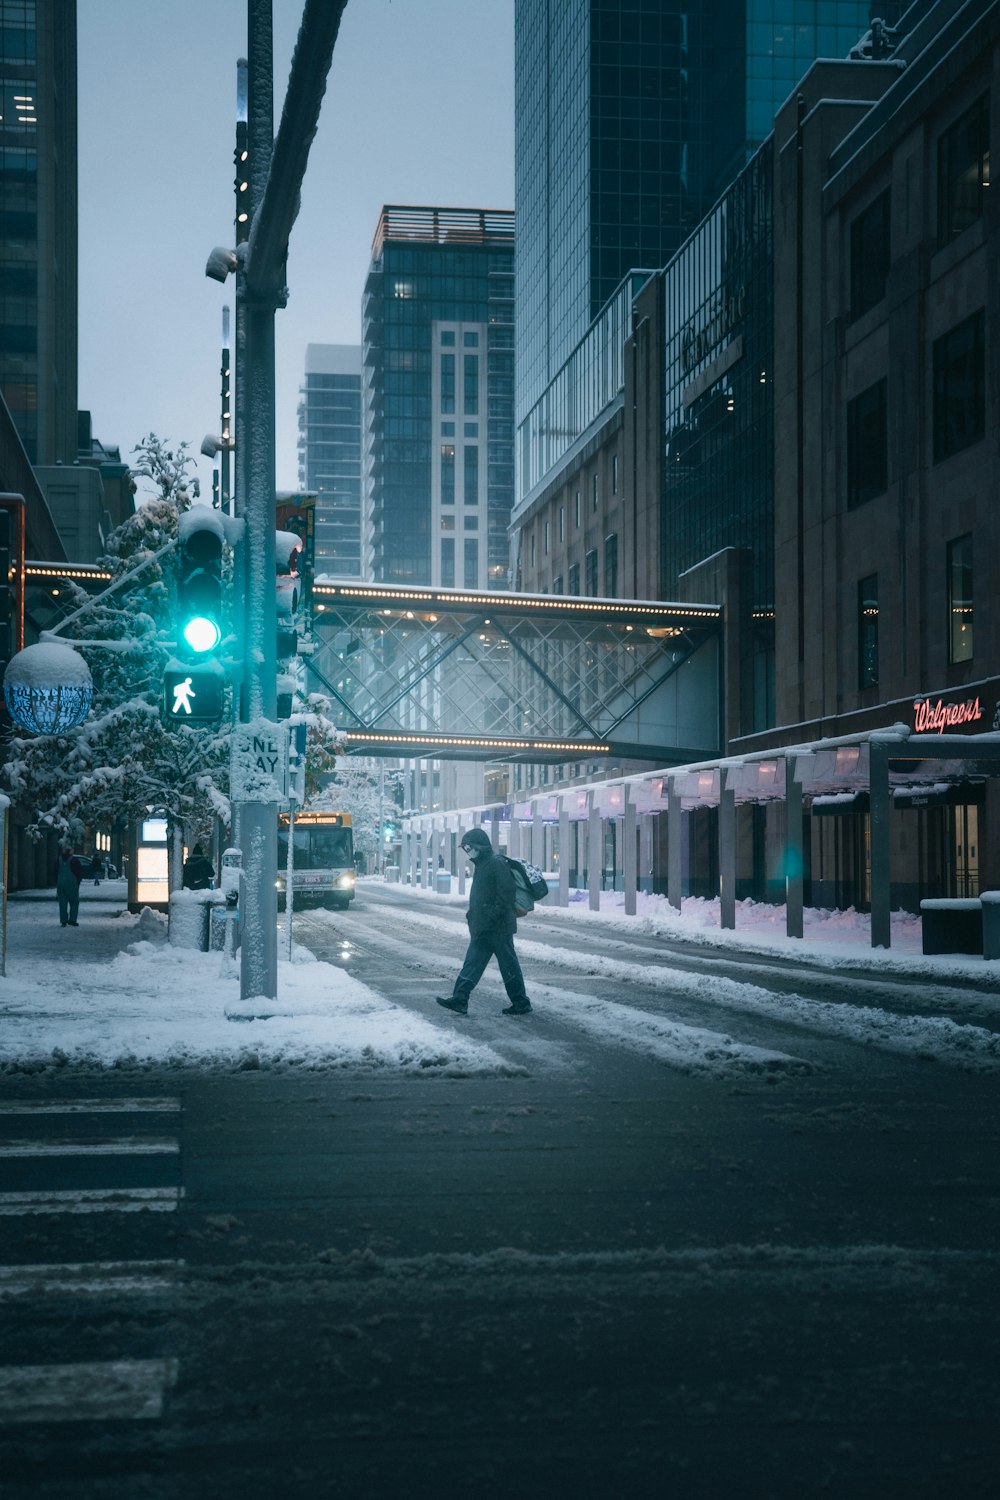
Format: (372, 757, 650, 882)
(0, 1098, 180, 1115)
(0, 1136, 179, 1157)
(0, 1358, 180, 1423)
(0, 1187, 183, 1215)
(0, 1261, 182, 1299)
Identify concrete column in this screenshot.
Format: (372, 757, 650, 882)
(785, 757, 804, 940)
(870, 738, 891, 949)
(719, 770, 736, 930)
(588, 792, 602, 912)
(508, 815, 521, 861)
(624, 787, 637, 915)
(558, 802, 570, 907)
(667, 779, 683, 912)
(639, 810, 653, 894)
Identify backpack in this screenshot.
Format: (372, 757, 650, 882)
(506, 856, 550, 917)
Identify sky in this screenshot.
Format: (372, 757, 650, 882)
(77, 0, 515, 503)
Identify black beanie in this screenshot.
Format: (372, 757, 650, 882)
(462, 828, 492, 851)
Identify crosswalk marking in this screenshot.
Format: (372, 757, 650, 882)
(0, 1097, 180, 1115)
(0, 1358, 180, 1424)
(0, 1260, 182, 1298)
(0, 1135, 179, 1158)
(0, 1185, 183, 1215)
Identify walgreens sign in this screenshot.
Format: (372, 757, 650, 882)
(912, 694, 984, 734)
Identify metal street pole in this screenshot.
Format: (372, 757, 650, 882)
(234, 0, 348, 1003)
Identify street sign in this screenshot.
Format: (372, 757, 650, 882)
(163, 659, 225, 724)
(232, 720, 287, 802)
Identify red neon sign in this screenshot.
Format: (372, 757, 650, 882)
(913, 695, 983, 734)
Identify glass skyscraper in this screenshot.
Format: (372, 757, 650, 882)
(361, 206, 515, 589)
(0, 0, 77, 465)
(298, 345, 362, 580)
(514, 0, 897, 433)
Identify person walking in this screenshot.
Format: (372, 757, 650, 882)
(436, 827, 532, 1017)
(54, 842, 84, 927)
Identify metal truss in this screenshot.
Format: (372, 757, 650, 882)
(307, 582, 722, 762)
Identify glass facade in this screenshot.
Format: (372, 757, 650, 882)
(1, 0, 38, 458)
(662, 145, 774, 728)
(514, 0, 880, 438)
(298, 346, 362, 580)
(0, 0, 75, 466)
(362, 207, 514, 588)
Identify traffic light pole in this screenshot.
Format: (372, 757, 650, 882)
(233, 0, 347, 1004)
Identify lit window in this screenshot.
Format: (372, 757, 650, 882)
(947, 535, 973, 664)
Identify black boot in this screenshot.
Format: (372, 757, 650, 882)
(436, 995, 468, 1016)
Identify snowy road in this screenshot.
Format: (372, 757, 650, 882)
(1, 883, 998, 1497)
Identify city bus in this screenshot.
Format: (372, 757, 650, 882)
(276, 811, 356, 912)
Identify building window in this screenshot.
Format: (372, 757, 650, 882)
(464, 355, 479, 414)
(440, 353, 455, 413)
(612, 454, 619, 495)
(585, 549, 598, 597)
(464, 539, 478, 588)
(441, 538, 455, 587)
(592, 473, 599, 511)
(937, 93, 990, 247)
(858, 575, 879, 688)
(464, 515, 478, 530)
(846, 379, 887, 508)
(933, 311, 985, 463)
(463, 331, 479, 347)
(553, 574, 563, 595)
(441, 515, 455, 531)
(574, 491, 581, 528)
(393, 280, 415, 299)
(849, 190, 890, 320)
(604, 533, 618, 598)
(543, 520, 550, 555)
(440, 330, 456, 346)
(463, 445, 479, 504)
(947, 535, 973, 663)
(440, 444, 455, 504)
(568, 561, 580, 596)
(558, 504, 565, 542)
(530, 533, 536, 567)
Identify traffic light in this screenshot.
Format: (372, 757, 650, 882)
(177, 509, 226, 659)
(276, 528, 302, 662)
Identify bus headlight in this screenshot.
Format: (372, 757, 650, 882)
(336, 873, 355, 889)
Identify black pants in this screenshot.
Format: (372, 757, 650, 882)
(453, 930, 528, 1005)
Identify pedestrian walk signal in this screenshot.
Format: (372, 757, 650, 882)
(163, 659, 225, 724)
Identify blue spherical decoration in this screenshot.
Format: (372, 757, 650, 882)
(3, 643, 94, 734)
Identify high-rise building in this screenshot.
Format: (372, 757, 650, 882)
(298, 344, 362, 580)
(0, 0, 78, 466)
(514, 0, 904, 435)
(361, 205, 515, 589)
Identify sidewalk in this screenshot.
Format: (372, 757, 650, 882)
(5, 880, 142, 968)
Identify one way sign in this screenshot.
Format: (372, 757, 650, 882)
(163, 659, 225, 724)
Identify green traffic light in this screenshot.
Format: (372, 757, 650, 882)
(182, 615, 223, 654)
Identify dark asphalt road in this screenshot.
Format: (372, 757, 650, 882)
(1, 885, 998, 1498)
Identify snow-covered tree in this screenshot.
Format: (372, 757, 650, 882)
(2, 437, 229, 852)
(309, 755, 386, 863)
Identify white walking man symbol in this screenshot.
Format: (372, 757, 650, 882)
(171, 676, 196, 716)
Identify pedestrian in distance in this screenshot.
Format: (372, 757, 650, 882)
(54, 841, 84, 927)
(182, 843, 215, 891)
(436, 827, 532, 1017)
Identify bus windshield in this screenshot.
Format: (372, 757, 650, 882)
(279, 824, 354, 870)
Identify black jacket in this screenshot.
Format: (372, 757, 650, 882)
(465, 841, 517, 939)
